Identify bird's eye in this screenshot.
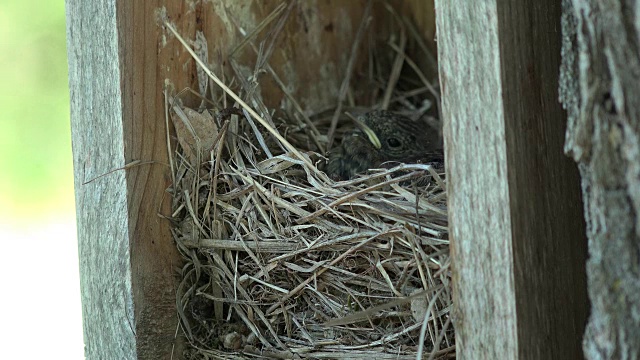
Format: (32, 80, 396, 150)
(387, 138, 402, 148)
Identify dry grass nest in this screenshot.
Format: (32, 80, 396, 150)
(163, 3, 453, 359)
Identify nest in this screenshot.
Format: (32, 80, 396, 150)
(163, 3, 453, 359)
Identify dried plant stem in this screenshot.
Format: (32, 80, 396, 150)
(326, 0, 372, 150)
(165, 22, 314, 169)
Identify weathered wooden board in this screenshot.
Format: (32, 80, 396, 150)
(67, 0, 185, 357)
(436, 1, 588, 358)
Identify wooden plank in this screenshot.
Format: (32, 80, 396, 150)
(436, 1, 588, 358)
(66, 0, 186, 358)
(436, 3, 518, 357)
(67, 1, 137, 358)
(497, 3, 589, 358)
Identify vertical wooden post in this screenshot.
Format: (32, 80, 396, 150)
(436, 1, 589, 358)
(66, 0, 192, 358)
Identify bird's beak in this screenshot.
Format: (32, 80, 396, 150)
(347, 113, 382, 150)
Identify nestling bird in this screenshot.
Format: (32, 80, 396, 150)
(326, 110, 443, 180)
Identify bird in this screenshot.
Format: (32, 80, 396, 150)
(326, 110, 443, 180)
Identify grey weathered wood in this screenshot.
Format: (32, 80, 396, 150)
(560, 0, 640, 358)
(66, 0, 185, 358)
(437, 1, 589, 358)
(67, 0, 138, 358)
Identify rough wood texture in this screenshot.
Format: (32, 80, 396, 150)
(437, 3, 518, 356)
(437, 1, 588, 358)
(68, 0, 386, 358)
(67, 0, 182, 358)
(67, 1, 137, 358)
(190, 1, 377, 110)
(560, 0, 640, 358)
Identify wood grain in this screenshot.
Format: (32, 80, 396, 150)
(498, 3, 588, 358)
(67, 0, 138, 358)
(436, 3, 518, 357)
(67, 0, 187, 358)
(437, 1, 588, 358)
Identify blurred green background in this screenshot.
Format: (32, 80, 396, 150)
(0, 1, 74, 219)
(0, 1, 83, 357)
